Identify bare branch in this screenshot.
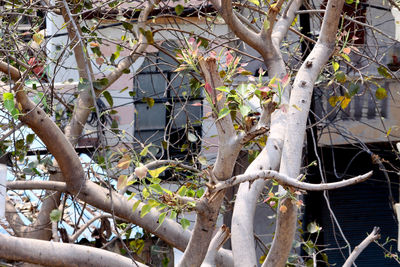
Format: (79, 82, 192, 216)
(69, 214, 113, 243)
(343, 227, 381, 267)
(7, 181, 68, 192)
(213, 171, 372, 192)
(202, 225, 231, 267)
(210, 0, 262, 52)
(100, 0, 161, 92)
(5, 198, 28, 237)
(0, 233, 148, 267)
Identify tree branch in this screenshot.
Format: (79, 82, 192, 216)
(100, 0, 160, 92)
(213, 170, 372, 192)
(0, 233, 148, 267)
(7, 181, 68, 192)
(210, 0, 263, 52)
(263, 1, 345, 266)
(69, 214, 113, 243)
(202, 225, 230, 267)
(229, 0, 298, 262)
(343, 227, 381, 267)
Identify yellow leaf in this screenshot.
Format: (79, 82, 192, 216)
(339, 96, 351, 109)
(332, 61, 339, 72)
(33, 33, 44, 45)
(328, 96, 339, 107)
(375, 87, 387, 100)
(268, 76, 277, 87)
(117, 154, 131, 169)
(291, 15, 298, 27)
(248, 0, 260, 6)
(216, 92, 223, 102)
(292, 104, 301, 111)
(387, 127, 392, 137)
(148, 166, 168, 178)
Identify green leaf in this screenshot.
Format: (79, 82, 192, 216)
(217, 107, 230, 120)
(140, 204, 152, 218)
(335, 71, 346, 83)
(26, 134, 35, 144)
(103, 91, 113, 107)
(148, 166, 168, 178)
(150, 184, 164, 194)
(3, 92, 13, 101)
(122, 21, 133, 31)
(50, 209, 61, 222)
(341, 53, 351, 62)
(158, 212, 167, 225)
(127, 192, 137, 200)
(177, 186, 187, 197)
(142, 188, 150, 199)
(148, 199, 160, 208)
(186, 189, 195, 197)
(349, 82, 360, 96)
(196, 188, 205, 198)
(239, 105, 252, 117)
(180, 218, 190, 230)
(175, 4, 184, 15)
(237, 83, 255, 97)
(170, 210, 177, 220)
(139, 28, 154, 44)
(216, 86, 230, 93)
(140, 144, 150, 156)
(375, 87, 387, 100)
(4, 99, 15, 113)
(162, 187, 173, 195)
(377, 66, 392, 79)
(332, 61, 339, 72)
(263, 19, 270, 31)
(132, 200, 141, 213)
(345, 0, 354, 4)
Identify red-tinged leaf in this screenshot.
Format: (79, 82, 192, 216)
(117, 175, 127, 190)
(205, 83, 213, 95)
(117, 154, 131, 169)
(226, 52, 233, 65)
(281, 74, 290, 86)
(234, 57, 240, 66)
(350, 46, 359, 52)
(209, 51, 217, 59)
(191, 102, 202, 106)
(279, 104, 289, 113)
(188, 37, 195, 46)
(342, 47, 351, 55)
(96, 57, 104, 65)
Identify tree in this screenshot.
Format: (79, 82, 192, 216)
(0, 0, 395, 266)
